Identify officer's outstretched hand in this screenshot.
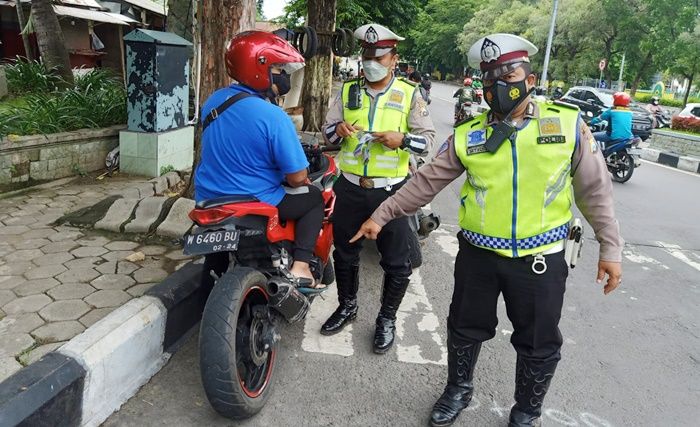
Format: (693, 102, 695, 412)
(596, 261, 622, 295)
(336, 121, 363, 137)
(350, 219, 382, 243)
(372, 131, 404, 149)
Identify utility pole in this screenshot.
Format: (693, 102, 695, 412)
(617, 52, 626, 91)
(540, 0, 559, 90)
(14, 0, 34, 60)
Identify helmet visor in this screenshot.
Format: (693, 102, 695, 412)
(275, 62, 305, 74)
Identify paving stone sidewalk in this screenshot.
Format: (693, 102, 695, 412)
(0, 175, 193, 382)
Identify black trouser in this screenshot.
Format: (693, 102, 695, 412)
(332, 175, 412, 277)
(448, 232, 568, 360)
(276, 185, 324, 263)
(201, 185, 324, 287)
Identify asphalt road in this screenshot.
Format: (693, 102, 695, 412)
(105, 81, 700, 427)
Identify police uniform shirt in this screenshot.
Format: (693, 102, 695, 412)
(370, 102, 624, 263)
(322, 78, 437, 157)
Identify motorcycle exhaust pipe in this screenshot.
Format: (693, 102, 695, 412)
(267, 277, 310, 323)
(418, 213, 441, 237)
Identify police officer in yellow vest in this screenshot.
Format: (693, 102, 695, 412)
(351, 34, 623, 426)
(321, 23, 436, 353)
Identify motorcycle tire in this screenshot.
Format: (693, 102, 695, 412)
(610, 151, 635, 183)
(408, 231, 423, 268)
(332, 28, 347, 56)
(200, 267, 277, 420)
(342, 28, 355, 55)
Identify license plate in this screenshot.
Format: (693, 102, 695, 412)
(183, 229, 239, 256)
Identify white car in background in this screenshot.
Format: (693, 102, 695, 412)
(676, 103, 700, 119)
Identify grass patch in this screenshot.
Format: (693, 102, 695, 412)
(0, 59, 126, 138)
(658, 128, 700, 137)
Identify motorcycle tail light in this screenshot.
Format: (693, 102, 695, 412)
(189, 207, 234, 225)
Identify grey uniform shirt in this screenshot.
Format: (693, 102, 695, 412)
(322, 77, 437, 159)
(371, 102, 624, 262)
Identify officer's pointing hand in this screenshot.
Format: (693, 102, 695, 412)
(372, 131, 404, 149)
(336, 121, 363, 137)
(350, 219, 382, 243)
(596, 261, 622, 295)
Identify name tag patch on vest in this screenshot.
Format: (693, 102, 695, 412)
(537, 117, 565, 144)
(537, 135, 566, 144)
(467, 129, 488, 155)
(385, 89, 405, 110)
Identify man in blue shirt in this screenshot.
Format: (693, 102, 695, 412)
(194, 31, 324, 289)
(590, 91, 634, 145)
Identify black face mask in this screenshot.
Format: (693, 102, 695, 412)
(272, 72, 291, 96)
(485, 78, 528, 115)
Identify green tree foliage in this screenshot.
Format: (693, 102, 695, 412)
(407, 0, 481, 72)
(670, 18, 700, 104)
(279, 0, 420, 38)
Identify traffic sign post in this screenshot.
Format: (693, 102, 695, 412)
(598, 59, 607, 88)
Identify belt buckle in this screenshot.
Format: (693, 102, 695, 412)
(359, 177, 374, 189)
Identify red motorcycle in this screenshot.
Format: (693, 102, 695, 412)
(184, 143, 338, 419)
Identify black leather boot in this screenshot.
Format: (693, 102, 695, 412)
(373, 274, 411, 353)
(508, 355, 558, 427)
(429, 333, 481, 427)
(320, 260, 359, 335)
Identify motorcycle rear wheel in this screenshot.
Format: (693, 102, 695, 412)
(200, 267, 277, 419)
(610, 151, 635, 183)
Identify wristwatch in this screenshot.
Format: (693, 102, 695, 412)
(401, 133, 410, 150)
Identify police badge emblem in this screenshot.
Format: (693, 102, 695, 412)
(480, 38, 501, 63)
(365, 26, 379, 44)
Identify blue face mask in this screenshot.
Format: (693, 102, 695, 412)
(362, 60, 389, 82)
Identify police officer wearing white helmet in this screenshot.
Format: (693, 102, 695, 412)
(351, 33, 624, 426)
(321, 24, 436, 354)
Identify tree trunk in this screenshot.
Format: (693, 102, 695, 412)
(629, 51, 652, 97)
(14, 0, 34, 60)
(183, 0, 256, 198)
(31, 0, 73, 85)
(301, 0, 337, 132)
(683, 72, 694, 107)
(166, 0, 193, 41)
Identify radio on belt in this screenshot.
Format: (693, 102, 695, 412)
(564, 218, 584, 268)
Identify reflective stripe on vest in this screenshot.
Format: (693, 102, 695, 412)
(453, 100, 579, 258)
(340, 78, 415, 177)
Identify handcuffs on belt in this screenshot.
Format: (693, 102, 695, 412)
(530, 218, 584, 275)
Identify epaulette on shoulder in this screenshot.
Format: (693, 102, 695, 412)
(343, 77, 362, 85)
(398, 76, 418, 86)
(545, 99, 579, 111)
(453, 114, 480, 129)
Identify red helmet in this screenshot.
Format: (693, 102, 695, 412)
(464, 78, 473, 86)
(613, 92, 631, 107)
(225, 30, 304, 91)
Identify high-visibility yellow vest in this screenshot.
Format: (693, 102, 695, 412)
(453, 100, 579, 257)
(339, 77, 416, 177)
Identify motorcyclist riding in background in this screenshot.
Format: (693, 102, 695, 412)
(453, 77, 476, 116)
(590, 91, 634, 146)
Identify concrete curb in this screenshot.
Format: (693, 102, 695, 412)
(0, 262, 205, 427)
(641, 147, 700, 173)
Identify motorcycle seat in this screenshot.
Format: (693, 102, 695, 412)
(196, 195, 259, 209)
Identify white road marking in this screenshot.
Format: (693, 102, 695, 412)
(656, 241, 700, 272)
(501, 329, 513, 336)
(433, 227, 459, 257)
(623, 247, 669, 269)
(642, 159, 700, 177)
(301, 283, 354, 357)
(395, 268, 447, 366)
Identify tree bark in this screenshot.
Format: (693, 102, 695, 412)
(14, 0, 34, 60)
(683, 72, 694, 107)
(630, 51, 652, 97)
(183, 0, 256, 198)
(31, 0, 73, 85)
(301, 0, 337, 132)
